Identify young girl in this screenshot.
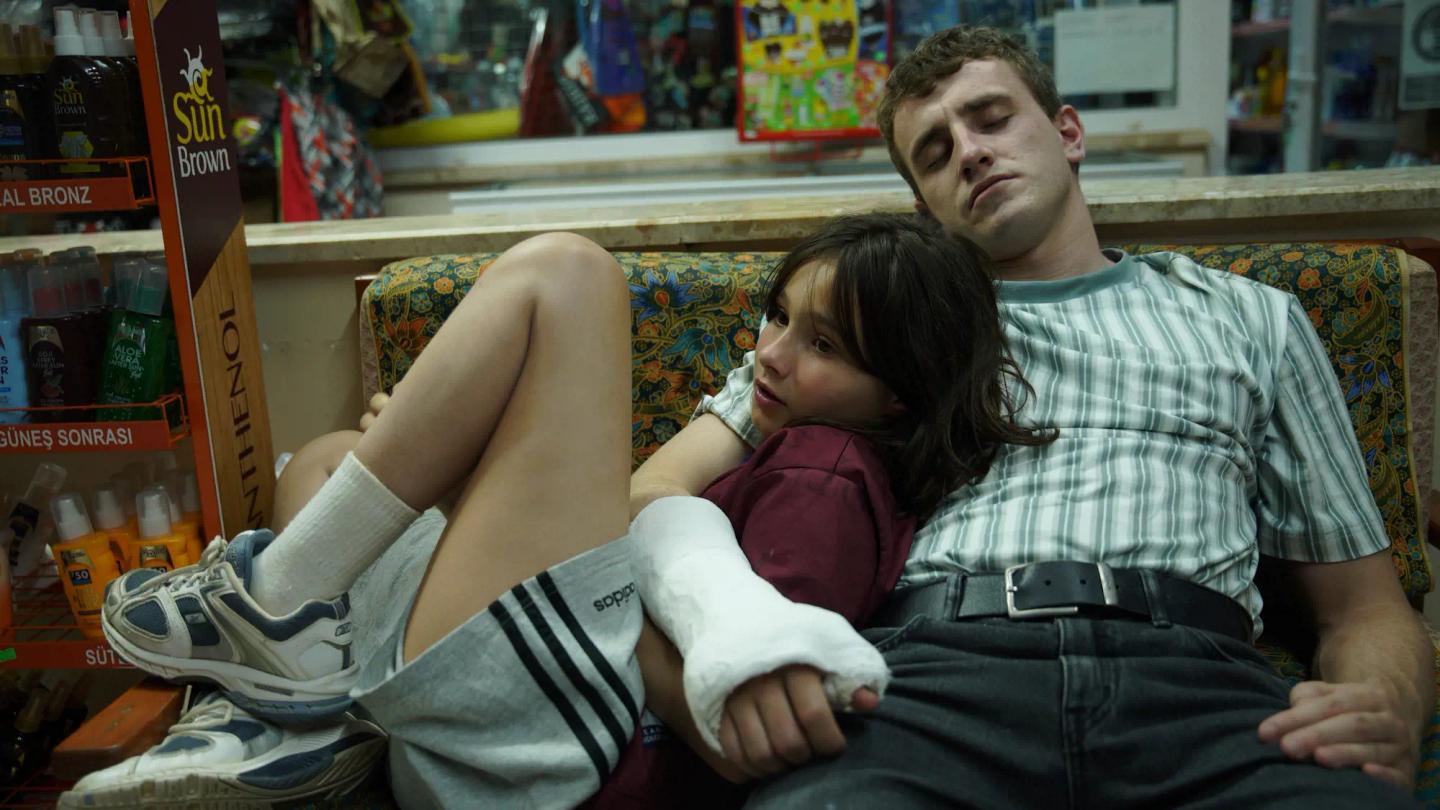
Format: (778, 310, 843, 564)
(70, 214, 1047, 810)
(590, 212, 1052, 809)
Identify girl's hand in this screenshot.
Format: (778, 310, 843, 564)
(359, 392, 389, 433)
(717, 665, 878, 781)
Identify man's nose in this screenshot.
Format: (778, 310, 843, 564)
(958, 132, 994, 181)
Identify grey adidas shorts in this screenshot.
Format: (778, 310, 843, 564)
(348, 509, 644, 810)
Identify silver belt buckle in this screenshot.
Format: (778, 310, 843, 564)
(1004, 562, 1118, 619)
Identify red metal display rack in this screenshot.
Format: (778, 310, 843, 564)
(0, 395, 189, 454)
(0, 158, 155, 214)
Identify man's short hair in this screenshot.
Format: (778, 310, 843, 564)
(877, 26, 1064, 197)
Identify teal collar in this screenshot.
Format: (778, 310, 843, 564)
(997, 250, 1137, 304)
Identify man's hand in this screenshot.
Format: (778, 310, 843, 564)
(717, 665, 879, 781)
(1258, 679, 1418, 789)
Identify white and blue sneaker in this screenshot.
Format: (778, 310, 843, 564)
(58, 691, 386, 809)
(101, 531, 358, 722)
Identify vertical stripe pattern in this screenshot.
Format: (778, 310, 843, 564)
(698, 251, 1389, 635)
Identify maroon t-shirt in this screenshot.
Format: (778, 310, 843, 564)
(585, 425, 917, 810)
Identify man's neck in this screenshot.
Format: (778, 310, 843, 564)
(992, 194, 1110, 282)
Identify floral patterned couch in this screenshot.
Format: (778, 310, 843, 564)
(359, 242, 1440, 803)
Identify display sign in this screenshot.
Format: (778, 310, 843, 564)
(0, 177, 139, 212)
(0, 422, 169, 453)
(736, 0, 892, 141)
(130, 0, 275, 537)
(1401, 0, 1440, 110)
(1054, 4, 1176, 96)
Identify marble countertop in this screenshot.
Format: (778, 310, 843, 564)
(3, 167, 1436, 265)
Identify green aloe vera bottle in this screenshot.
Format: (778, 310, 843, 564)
(97, 258, 172, 421)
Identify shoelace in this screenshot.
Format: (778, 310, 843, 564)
(132, 537, 231, 597)
(169, 694, 237, 734)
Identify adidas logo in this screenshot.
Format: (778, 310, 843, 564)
(592, 582, 637, 612)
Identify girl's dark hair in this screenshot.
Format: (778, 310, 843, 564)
(764, 212, 1054, 522)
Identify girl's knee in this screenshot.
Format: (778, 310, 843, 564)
(288, 430, 362, 478)
(494, 232, 628, 305)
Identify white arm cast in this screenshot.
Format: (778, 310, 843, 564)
(630, 496, 891, 753)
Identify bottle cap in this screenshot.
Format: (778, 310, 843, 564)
(156, 478, 182, 524)
(111, 258, 142, 311)
(19, 26, 49, 73)
(23, 463, 67, 502)
(130, 259, 169, 316)
(0, 263, 27, 317)
(71, 249, 105, 308)
(57, 256, 88, 312)
(180, 472, 201, 515)
(121, 17, 136, 58)
(97, 12, 125, 58)
(75, 9, 104, 58)
(50, 493, 94, 542)
(91, 485, 126, 531)
(27, 261, 67, 318)
(136, 488, 173, 539)
(52, 7, 84, 57)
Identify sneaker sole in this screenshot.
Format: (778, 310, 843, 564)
(102, 610, 357, 723)
(56, 734, 384, 809)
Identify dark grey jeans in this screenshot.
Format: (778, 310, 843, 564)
(745, 615, 1420, 809)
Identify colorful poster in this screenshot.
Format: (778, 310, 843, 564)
(736, 0, 890, 141)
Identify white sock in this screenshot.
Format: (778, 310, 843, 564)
(250, 452, 420, 616)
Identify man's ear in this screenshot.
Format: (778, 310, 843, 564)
(1053, 104, 1086, 167)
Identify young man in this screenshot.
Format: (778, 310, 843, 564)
(629, 25, 1432, 808)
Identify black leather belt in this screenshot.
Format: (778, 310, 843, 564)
(872, 562, 1252, 643)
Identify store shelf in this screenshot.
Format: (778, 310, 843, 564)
(1227, 116, 1399, 142)
(1327, 2, 1402, 26)
(1228, 115, 1285, 133)
(1323, 119, 1399, 141)
(1232, 19, 1290, 37)
(0, 571, 133, 671)
(0, 395, 188, 454)
(0, 157, 154, 215)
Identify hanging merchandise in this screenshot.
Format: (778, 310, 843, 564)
(519, 6, 574, 138)
(559, 0, 646, 133)
(276, 84, 383, 222)
(736, 0, 893, 141)
(312, 0, 415, 99)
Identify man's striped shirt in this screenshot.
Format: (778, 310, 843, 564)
(697, 251, 1389, 635)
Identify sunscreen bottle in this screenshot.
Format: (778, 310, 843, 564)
(131, 488, 187, 572)
(90, 485, 135, 572)
(49, 494, 121, 639)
